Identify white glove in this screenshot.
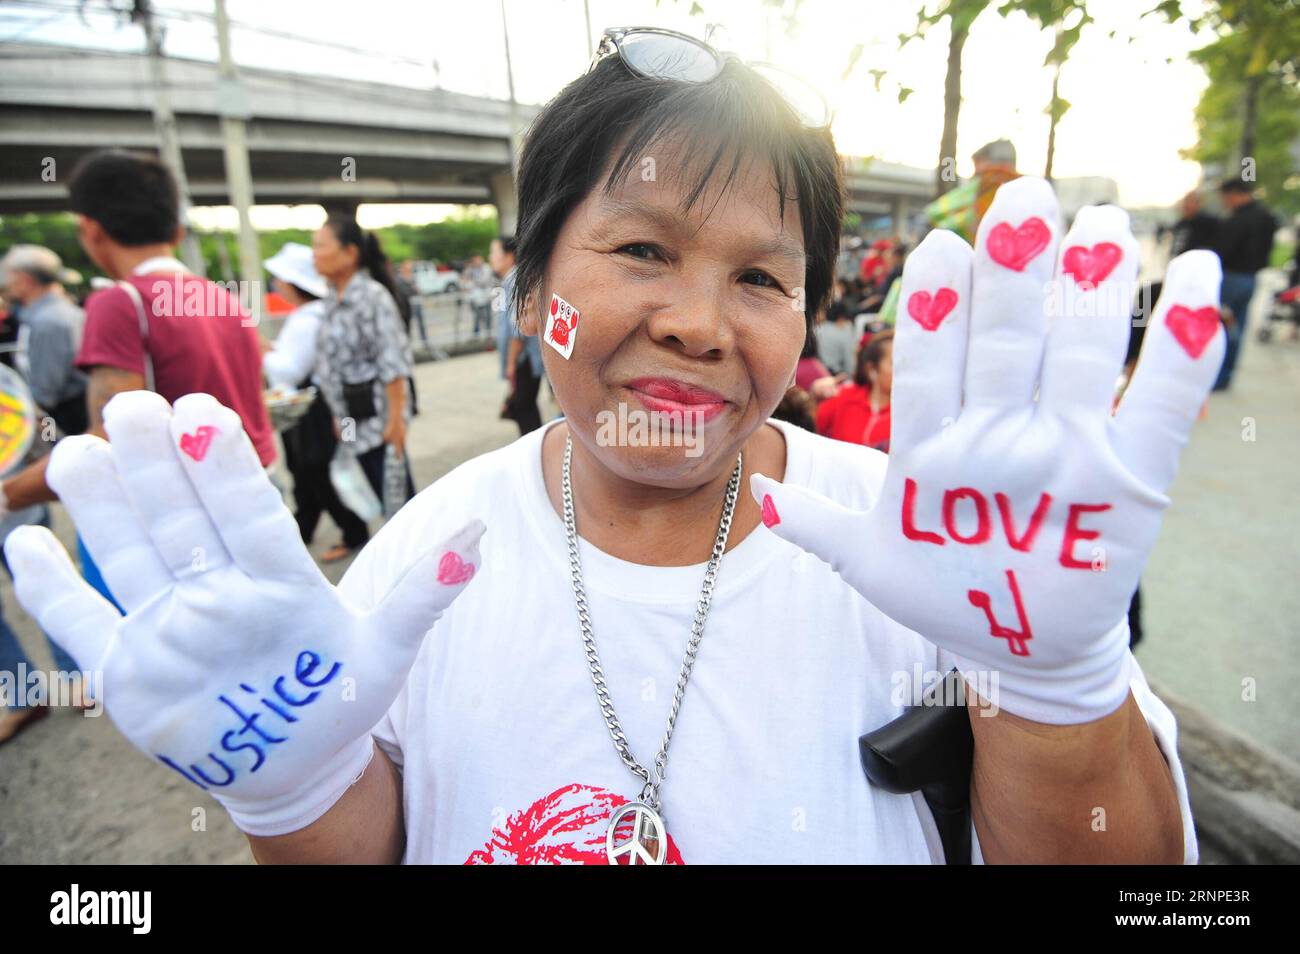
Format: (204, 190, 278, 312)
(5, 390, 483, 835)
(753, 177, 1223, 724)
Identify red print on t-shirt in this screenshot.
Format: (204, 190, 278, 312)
(465, 783, 686, 865)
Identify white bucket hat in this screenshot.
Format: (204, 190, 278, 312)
(264, 242, 328, 299)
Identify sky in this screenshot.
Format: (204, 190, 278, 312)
(1, 0, 1215, 227)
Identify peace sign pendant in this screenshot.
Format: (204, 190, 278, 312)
(606, 802, 668, 865)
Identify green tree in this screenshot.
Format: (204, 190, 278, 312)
(1151, 0, 1300, 195)
(896, 0, 1090, 197)
(1008, 0, 1094, 180)
(0, 213, 91, 279)
(0, 209, 502, 287)
(1186, 28, 1300, 214)
(899, 0, 992, 198)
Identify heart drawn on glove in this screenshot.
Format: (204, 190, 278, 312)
(178, 425, 218, 462)
(1165, 305, 1220, 359)
(906, 288, 959, 331)
(986, 217, 1051, 272)
(1061, 242, 1122, 288)
(437, 551, 476, 586)
(760, 494, 780, 528)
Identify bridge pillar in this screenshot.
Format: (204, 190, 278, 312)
(490, 170, 518, 236)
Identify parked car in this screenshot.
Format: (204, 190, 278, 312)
(411, 261, 461, 295)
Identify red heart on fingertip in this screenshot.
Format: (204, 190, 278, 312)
(437, 551, 476, 586)
(986, 217, 1051, 272)
(761, 493, 780, 528)
(906, 288, 959, 331)
(1165, 305, 1220, 359)
(179, 425, 218, 462)
(1062, 242, 1123, 289)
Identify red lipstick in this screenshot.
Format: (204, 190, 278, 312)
(625, 377, 729, 422)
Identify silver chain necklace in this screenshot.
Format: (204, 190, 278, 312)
(562, 434, 743, 865)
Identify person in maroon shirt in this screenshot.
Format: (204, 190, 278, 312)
(0, 150, 274, 606)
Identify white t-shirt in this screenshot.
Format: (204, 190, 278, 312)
(338, 417, 1197, 865)
(262, 300, 325, 390)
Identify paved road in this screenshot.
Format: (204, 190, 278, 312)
(1136, 310, 1300, 764)
(1, 317, 1295, 863)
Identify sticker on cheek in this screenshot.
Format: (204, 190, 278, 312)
(543, 293, 580, 360)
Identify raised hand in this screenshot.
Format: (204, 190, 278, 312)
(754, 177, 1223, 724)
(5, 391, 483, 834)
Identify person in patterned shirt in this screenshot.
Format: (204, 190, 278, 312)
(310, 216, 415, 561)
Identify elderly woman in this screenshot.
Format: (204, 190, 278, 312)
(310, 216, 415, 549)
(8, 28, 1222, 865)
(261, 242, 369, 556)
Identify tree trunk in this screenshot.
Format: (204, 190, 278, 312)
(936, 24, 968, 198)
(1239, 73, 1262, 171)
(1045, 67, 1061, 181)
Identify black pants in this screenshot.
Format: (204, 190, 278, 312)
(357, 442, 416, 507)
(505, 354, 543, 435)
(1128, 585, 1143, 650)
(282, 394, 369, 548)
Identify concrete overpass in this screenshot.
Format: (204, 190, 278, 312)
(0, 41, 536, 227)
(841, 156, 934, 240)
(0, 41, 939, 235)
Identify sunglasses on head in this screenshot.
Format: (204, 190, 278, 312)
(590, 26, 833, 130)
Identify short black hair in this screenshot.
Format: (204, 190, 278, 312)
(513, 53, 842, 326)
(1219, 177, 1253, 195)
(324, 215, 409, 327)
(66, 150, 179, 246)
(495, 235, 518, 256)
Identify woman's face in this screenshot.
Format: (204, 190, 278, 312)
(311, 226, 357, 284)
(270, 277, 300, 305)
(521, 143, 807, 488)
(872, 341, 894, 397)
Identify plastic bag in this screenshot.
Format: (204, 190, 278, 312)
(330, 443, 381, 522)
(382, 444, 408, 519)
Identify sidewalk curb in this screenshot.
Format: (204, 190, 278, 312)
(1152, 681, 1300, 864)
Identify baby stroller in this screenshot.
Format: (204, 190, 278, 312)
(1258, 260, 1300, 343)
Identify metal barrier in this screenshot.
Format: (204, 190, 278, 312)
(407, 292, 496, 359)
(260, 292, 496, 361)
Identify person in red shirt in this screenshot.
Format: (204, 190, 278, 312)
(815, 330, 892, 452)
(0, 149, 275, 614)
(858, 238, 892, 289)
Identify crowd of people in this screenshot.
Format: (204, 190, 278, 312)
(768, 221, 905, 449)
(775, 165, 1285, 459)
(1165, 179, 1280, 391)
(0, 144, 1288, 750)
(10, 1, 1298, 865)
(4, 30, 1231, 865)
(0, 148, 540, 745)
